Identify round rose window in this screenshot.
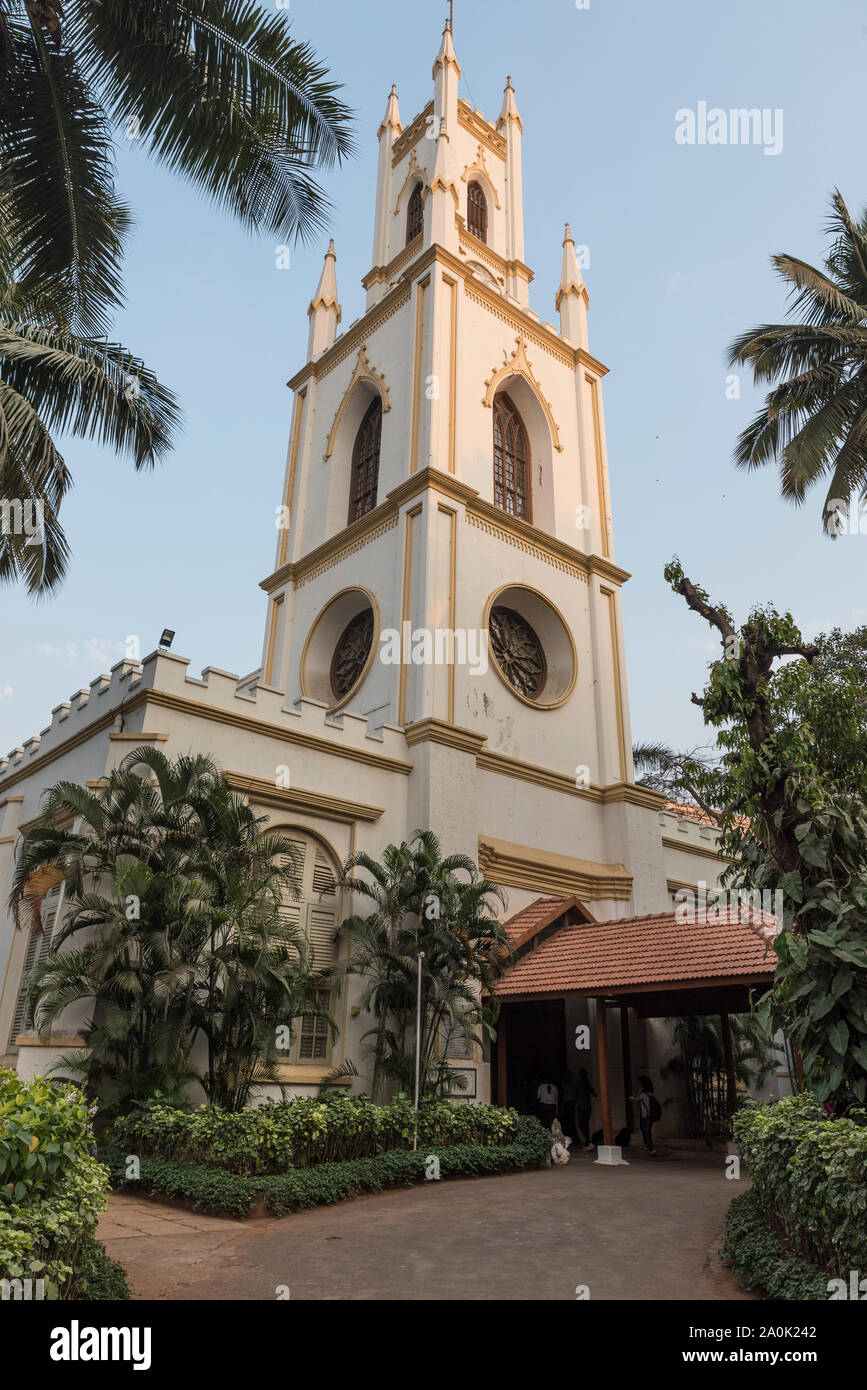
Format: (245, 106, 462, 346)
(330, 609, 374, 701)
(489, 605, 547, 700)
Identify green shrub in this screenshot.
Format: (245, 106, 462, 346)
(106, 1093, 521, 1175)
(70, 1236, 131, 1301)
(99, 1147, 258, 1218)
(0, 1067, 93, 1203)
(0, 1068, 117, 1300)
(734, 1093, 867, 1277)
(99, 1114, 551, 1219)
(721, 1190, 831, 1300)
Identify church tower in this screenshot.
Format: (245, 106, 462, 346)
(258, 24, 662, 917)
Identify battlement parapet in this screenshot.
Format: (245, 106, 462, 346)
(0, 649, 409, 783)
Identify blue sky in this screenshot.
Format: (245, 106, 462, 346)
(2, 0, 866, 759)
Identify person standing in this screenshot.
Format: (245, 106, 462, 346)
(536, 1080, 558, 1130)
(574, 1067, 597, 1150)
(631, 1074, 657, 1155)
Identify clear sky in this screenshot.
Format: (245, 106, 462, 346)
(2, 0, 865, 759)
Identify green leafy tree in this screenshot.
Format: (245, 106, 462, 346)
(729, 190, 867, 534)
(664, 559, 867, 1110)
(0, 0, 353, 591)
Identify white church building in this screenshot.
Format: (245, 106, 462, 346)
(0, 27, 778, 1140)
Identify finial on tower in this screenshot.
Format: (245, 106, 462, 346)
(433, 16, 460, 78)
(557, 223, 589, 348)
(498, 75, 522, 130)
(378, 82, 402, 137)
(307, 239, 341, 358)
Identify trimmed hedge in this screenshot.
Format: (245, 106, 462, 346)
(733, 1093, 867, 1279)
(0, 1068, 122, 1300)
(721, 1191, 830, 1301)
(71, 1237, 131, 1301)
(107, 1093, 521, 1175)
(100, 1114, 552, 1218)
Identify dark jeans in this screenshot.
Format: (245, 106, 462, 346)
(575, 1105, 592, 1145)
(640, 1115, 655, 1150)
(539, 1103, 557, 1130)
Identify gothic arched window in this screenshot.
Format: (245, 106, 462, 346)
(493, 392, 531, 521)
(406, 182, 423, 243)
(348, 397, 382, 523)
(467, 179, 488, 243)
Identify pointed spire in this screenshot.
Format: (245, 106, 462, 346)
(432, 20, 461, 79)
(557, 223, 589, 348)
(497, 75, 522, 132)
(378, 84, 402, 139)
(307, 240, 341, 358)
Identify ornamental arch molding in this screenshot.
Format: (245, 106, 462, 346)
(460, 146, 502, 209)
(393, 149, 430, 216)
(323, 347, 391, 462)
(482, 335, 563, 453)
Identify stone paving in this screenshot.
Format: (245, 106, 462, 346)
(98, 1148, 753, 1301)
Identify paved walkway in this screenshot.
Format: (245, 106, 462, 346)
(98, 1149, 753, 1301)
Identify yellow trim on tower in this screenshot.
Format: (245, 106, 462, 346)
(278, 388, 306, 569)
(586, 373, 610, 559)
(398, 506, 422, 723)
(601, 586, 627, 781)
(264, 593, 285, 686)
(410, 277, 429, 473)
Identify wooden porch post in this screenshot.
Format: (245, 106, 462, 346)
(497, 1007, 508, 1108)
(596, 998, 613, 1146)
(720, 1012, 737, 1120)
(620, 1005, 633, 1134)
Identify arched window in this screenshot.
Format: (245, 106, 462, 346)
(406, 182, 423, 243)
(348, 396, 382, 523)
(493, 392, 531, 521)
(467, 179, 488, 243)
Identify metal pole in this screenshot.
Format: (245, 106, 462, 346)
(413, 950, 424, 1151)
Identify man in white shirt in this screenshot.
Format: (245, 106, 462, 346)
(536, 1081, 558, 1129)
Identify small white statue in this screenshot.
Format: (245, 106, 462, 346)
(549, 1118, 572, 1165)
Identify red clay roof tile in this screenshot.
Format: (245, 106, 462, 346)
(494, 901, 778, 998)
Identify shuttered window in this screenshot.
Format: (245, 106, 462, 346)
(442, 1012, 475, 1060)
(276, 831, 341, 1065)
(467, 180, 488, 242)
(299, 989, 331, 1060)
(406, 182, 423, 243)
(7, 886, 62, 1051)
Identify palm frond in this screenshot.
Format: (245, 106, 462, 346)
(0, 12, 128, 334)
(69, 0, 355, 242)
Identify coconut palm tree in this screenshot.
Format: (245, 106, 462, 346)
(729, 191, 867, 533)
(0, 0, 353, 591)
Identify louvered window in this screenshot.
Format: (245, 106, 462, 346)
(467, 180, 488, 243)
(493, 392, 531, 521)
(299, 989, 331, 1060)
(276, 832, 341, 1066)
(442, 1014, 474, 1060)
(348, 397, 382, 523)
(406, 183, 423, 243)
(7, 886, 61, 1051)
